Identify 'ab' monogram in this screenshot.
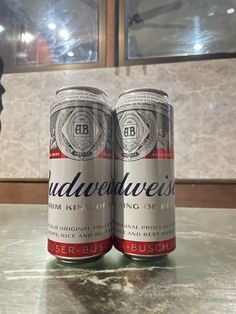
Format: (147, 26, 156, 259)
(115, 110, 157, 161)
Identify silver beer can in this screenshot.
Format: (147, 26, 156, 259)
(48, 86, 113, 263)
(114, 88, 175, 260)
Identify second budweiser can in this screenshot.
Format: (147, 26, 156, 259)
(114, 88, 175, 260)
(48, 86, 113, 263)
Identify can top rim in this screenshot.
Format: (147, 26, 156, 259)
(56, 85, 107, 96)
(119, 88, 168, 98)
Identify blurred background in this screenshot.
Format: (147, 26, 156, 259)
(0, 0, 235, 207)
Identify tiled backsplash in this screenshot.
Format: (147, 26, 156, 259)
(1, 58, 236, 179)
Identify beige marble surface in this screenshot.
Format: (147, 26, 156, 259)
(0, 58, 236, 179)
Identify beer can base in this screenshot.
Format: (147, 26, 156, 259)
(55, 254, 104, 264)
(124, 253, 168, 261)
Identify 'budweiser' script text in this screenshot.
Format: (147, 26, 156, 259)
(49, 171, 175, 197)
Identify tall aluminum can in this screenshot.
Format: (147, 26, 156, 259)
(114, 88, 175, 260)
(48, 86, 113, 263)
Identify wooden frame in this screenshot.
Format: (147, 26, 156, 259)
(0, 180, 235, 208)
(4, 0, 107, 74)
(106, 0, 118, 67)
(118, 0, 236, 66)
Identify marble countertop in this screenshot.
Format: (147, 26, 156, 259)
(0, 205, 236, 314)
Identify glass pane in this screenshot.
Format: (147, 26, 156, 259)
(126, 0, 236, 59)
(0, 0, 99, 69)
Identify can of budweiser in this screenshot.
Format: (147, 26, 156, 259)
(114, 88, 175, 260)
(48, 86, 113, 263)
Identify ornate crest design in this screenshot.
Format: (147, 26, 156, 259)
(115, 110, 157, 161)
(55, 107, 108, 160)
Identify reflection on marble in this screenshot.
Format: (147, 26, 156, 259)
(0, 204, 236, 314)
(1, 58, 236, 178)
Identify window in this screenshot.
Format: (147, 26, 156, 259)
(119, 0, 236, 65)
(0, 0, 106, 72)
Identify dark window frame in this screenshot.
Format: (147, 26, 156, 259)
(3, 0, 107, 74)
(3, 0, 236, 73)
(118, 0, 236, 66)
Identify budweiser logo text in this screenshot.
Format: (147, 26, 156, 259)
(49, 171, 175, 197)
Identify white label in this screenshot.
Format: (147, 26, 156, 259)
(115, 159, 175, 242)
(48, 159, 112, 244)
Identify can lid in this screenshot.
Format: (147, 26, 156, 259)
(56, 85, 107, 97)
(119, 88, 168, 98)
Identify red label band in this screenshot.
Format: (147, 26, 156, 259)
(145, 149, 174, 159)
(50, 149, 111, 159)
(50, 149, 67, 159)
(114, 237, 176, 255)
(96, 150, 112, 159)
(48, 237, 112, 258)
(114, 149, 174, 160)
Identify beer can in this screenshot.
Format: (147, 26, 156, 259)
(114, 88, 175, 260)
(48, 86, 113, 263)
